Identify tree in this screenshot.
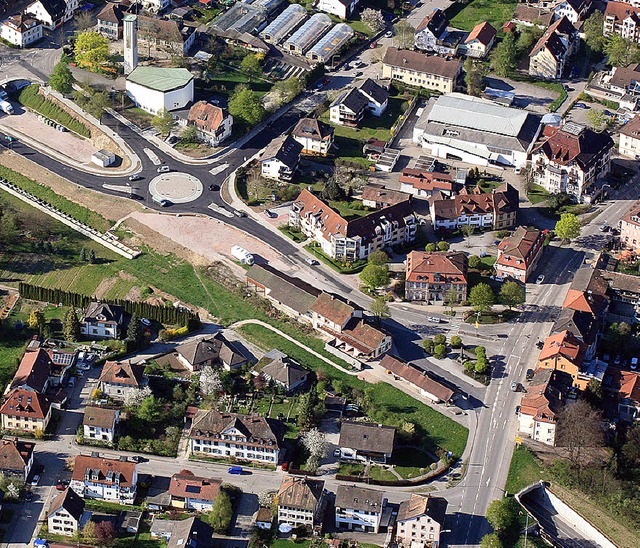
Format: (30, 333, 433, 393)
(499, 281, 525, 310)
(464, 58, 486, 97)
(584, 12, 606, 53)
(240, 54, 262, 81)
(28, 309, 45, 333)
(63, 308, 80, 342)
(434, 334, 446, 345)
(49, 58, 74, 95)
(74, 31, 109, 72)
(301, 428, 327, 472)
(480, 533, 504, 548)
(137, 395, 162, 423)
(468, 255, 481, 269)
(437, 241, 450, 251)
(469, 283, 495, 313)
(368, 250, 389, 265)
(445, 287, 460, 311)
(604, 33, 640, 67)
(200, 366, 223, 397)
(485, 497, 519, 533)
(127, 313, 141, 346)
(556, 398, 604, 475)
(361, 8, 385, 33)
(151, 109, 175, 138)
(422, 338, 434, 354)
(359, 264, 390, 292)
(205, 490, 233, 533)
(554, 212, 581, 242)
(370, 296, 391, 324)
(182, 125, 199, 144)
(258, 490, 276, 508)
(94, 521, 116, 546)
(433, 344, 447, 359)
(586, 108, 609, 130)
(425, 243, 437, 252)
(82, 521, 97, 542)
(393, 21, 416, 50)
(75, 11, 95, 32)
(80, 248, 87, 261)
(229, 85, 265, 126)
(272, 76, 302, 104)
(450, 335, 462, 348)
(85, 91, 110, 122)
(322, 178, 345, 201)
(89, 249, 96, 263)
(297, 389, 322, 430)
(461, 224, 475, 246)
(122, 385, 152, 408)
(490, 33, 517, 77)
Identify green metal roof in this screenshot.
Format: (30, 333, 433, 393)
(126, 66, 193, 92)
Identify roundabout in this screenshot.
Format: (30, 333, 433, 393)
(148, 172, 203, 204)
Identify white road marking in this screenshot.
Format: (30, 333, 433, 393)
(209, 163, 229, 176)
(144, 147, 161, 165)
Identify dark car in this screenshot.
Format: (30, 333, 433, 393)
(209, 184, 220, 191)
(526, 369, 535, 381)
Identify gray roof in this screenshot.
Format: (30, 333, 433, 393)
(167, 517, 213, 548)
(331, 87, 369, 114)
(49, 488, 85, 521)
(212, 2, 267, 34)
(257, 350, 309, 390)
(246, 263, 321, 314)
(306, 23, 354, 62)
(175, 333, 248, 369)
(339, 421, 396, 455)
(356, 78, 389, 106)
(284, 13, 332, 53)
(261, 134, 302, 169)
(552, 308, 598, 346)
(260, 3, 307, 44)
(335, 485, 384, 512)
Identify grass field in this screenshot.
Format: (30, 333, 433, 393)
(527, 183, 550, 205)
(505, 446, 545, 493)
(446, 0, 517, 32)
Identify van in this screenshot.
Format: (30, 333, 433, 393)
(227, 466, 243, 475)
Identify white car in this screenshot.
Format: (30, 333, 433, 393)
(385, 31, 393, 38)
(428, 316, 441, 323)
(31, 475, 40, 486)
(632, 358, 638, 370)
(157, 165, 170, 173)
(535, 275, 545, 284)
(305, 258, 318, 266)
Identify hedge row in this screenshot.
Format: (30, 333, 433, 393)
(18, 84, 91, 138)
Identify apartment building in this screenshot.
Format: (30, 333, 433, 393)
(620, 201, 640, 253)
(495, 226, 545, 282)
(277, 475, 326, 527)
(619, 116, 640, 158)
(405, 251, 468, 303)
(0, 388, 51, 434)
(335, 485, 385, 533)
(396, 494, 448, 548)
(382, 47, 462, 93)
(604, 2, 640, 42)
(70, 454, 138, 504)
(82, 406, 120, 444)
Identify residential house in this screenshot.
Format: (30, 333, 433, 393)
(554, 0, 591, 25)
(415, 8, 462, 55)
(98, 360, 148, 401)
(529, 16, 579, 80)
(495, 226, 545, 282)
(338, 421, 396, 463)
(291, 118, 334, 156)
(47, 348, 75, 387)
(137, 15, 197, 56)
(80, 302, 128, 340)
(382, 47, 462, 94)
(511, 6, 554, 29)
(619, 116, 640, 158)
(552, 307, 600, 361)
(335, 485, 385, 533)
(0, 438, 34, 481)
(619, 201, 640, 253)
(310, 292, 361, 333)
(399, 168, 455, 198)
(27, 0, 74, 30)
(260, 135, 302, 181)
(562, 267, 610, 320)
(254, 349, 309, 393)
(405, 251, 468, 303)
(327, 319, 392, 361)
(413, 93, 543, 168)
(96, 0, 130, 39)
(175, 333, 249, 372)
(0, 388, 51, 434)
(460, 21, 496, 58)
(246, 263, 322, 322)
(531, 123, 613, 202)
(361, 183, 409, 209)
(168, 470, 221, 512)
(289, 189, 418, 261)
(0, 13, 43, 47)
(606, 368, 640, 421)
(255, 507, 273, 530)
(396, 494, 448, 548)
(166, 517, 214, 548)
(590, 64, 640, 111)
(82, 406, 120, 444)
(48, 488, 87, 537)
(537, 330, 589, 390)
(189, 409, 284, 464)
(316, 0, 359, 20)
(9, 348, 52, 394)
(604, 2, 640, 42)
(600, 269, 640, 310)
(430, 183, 519, 231)
(329, 80, 389, 126)
(186, 101, 233, 147)
(518, 369, 571, 446)
(277, 475, 326, 527)
(70, 454, 138, 504)
(380, 355, 455, 404)
(139, 0, 172, 14)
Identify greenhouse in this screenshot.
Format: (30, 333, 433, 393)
(212, 2, 268, 34)
(283, 13, 332, 55)
(260, 4, 307, 45)
(306, 23, 354, 64)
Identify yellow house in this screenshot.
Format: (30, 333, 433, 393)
(0, 388, 51, 433)
(537, 330, 589, 390)
(382, 47, 462, 93)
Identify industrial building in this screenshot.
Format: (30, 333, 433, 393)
(284, 13, 332, 55)
(260, 3, 306, 44)
(306, 23, 353, 64)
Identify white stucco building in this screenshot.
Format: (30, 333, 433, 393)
(27, 0, 77, 30)
(1, 13, 43, 47)
(125, 66, 194, 115)
(316, 0, 359, 20)
(335, 485, 385, 533)
(70, 455, 138, 504)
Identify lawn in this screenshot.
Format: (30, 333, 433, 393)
(368, 466, 398, 482)
(505, 446, 545, 494)
(328, 199, 372, 220)
(118, 107, 154, 130)
(278, 225, 307, 243)
(238, 324, 469, 458)
(304, 243, 367, 274)
(392, 447, 437, 479)
(338, 462, 365, 476)
(527, 183, 550, 205)
(446, 0, 517, 32)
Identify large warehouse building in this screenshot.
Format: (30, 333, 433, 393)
(413, 93, 543, 168)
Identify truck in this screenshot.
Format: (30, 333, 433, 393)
(0, 100, 14, 115)
(231, 245, 254, 266)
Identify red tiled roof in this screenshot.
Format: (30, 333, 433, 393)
(0, 388, 50, 420)
(621, 116, 640, 139)
(99, 360, 146, 387)
(187, 101, 225, 133)
(0, 438, 34, 472)
(399, 168, 454, 192)
(534, 124, 614, 170)
(465, 21, 496, 46)
(11, 348, 52, 393)
(519, 369, 563, 424)
(496, 226, 543, 271)
(310, 293, 355, 326)
(538, 330, 584, 363)
(380, 355, 454, 402)
(72, 455, 137, 488)
(605, 1, 640, 24)
(169, 471, 221, 502)
(406, 251, 467, 285)
(618, 370, 640, 402)
(361, 184, 408, 207)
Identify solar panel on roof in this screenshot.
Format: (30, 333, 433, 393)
(185, 485, 201, 493)
(562, 122, 585, 136)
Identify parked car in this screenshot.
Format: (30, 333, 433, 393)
(25, 491, 33, 501)
(575, 103, 589, 109)
(490, 275, 505, 283)
(385, 30, 393, 38)
(157, 165, 170, 173)
(31, 475, 40, 486)
(510, 381, 519, 392)
(535, 275, 545, 284)
(233, 210, 247, 218)
(209, 184, 220, 191)
(305, 257, 319, 265)
(428, 316, 441, 323)
(526, 369, 535, 381)
(264, 209, 278, 218)
(370, 41, 378, 48)
(354, 71, 363, 77)
(333, 448, 341, 458)
(632, 357, 638, 370)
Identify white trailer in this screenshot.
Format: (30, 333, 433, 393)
(0, 100, 14, 115)
(231, 245, 254, 266)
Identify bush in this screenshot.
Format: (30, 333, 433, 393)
(18, 85, 91, 137)
(433, 344, 447, 359)
(434, 334, 446, 345)
(468, 255, 481, 269)
(450, 335, 462, 348)
(422, 338, 434, 354)
(202, 489, 233, 533)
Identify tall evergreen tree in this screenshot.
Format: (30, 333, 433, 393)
(63, 309, 80, 342)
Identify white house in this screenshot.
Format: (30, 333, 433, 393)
(518, 369, 567, 446)
(98, 360, 148, 401)
(291, 118, 334, 156)
(620, 115, 640, 158)
(27, 0, 77, 30)
(189, 409, 284, 464)
(316, 0, 359, 20)
(70, 455, 138, 504)
(82, 406, 120, 444)
(48, 488, 87, 537)
(139, 0, 172, 13)
(461, 21, 496, 58)
(260, 134, 302, 181)
(80, 302, 127, 340)
(168, 471, 221, 512)
(277, 476, 326, 527)
(396, 494, 447, 548)
(329, 80, 388, 126)
(553, 0, 590, 25)
(186, 101, 233, 147)
(0, 13, 43, 48)
(335, 485, 385, 533)
(125, 66, 194, 115)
